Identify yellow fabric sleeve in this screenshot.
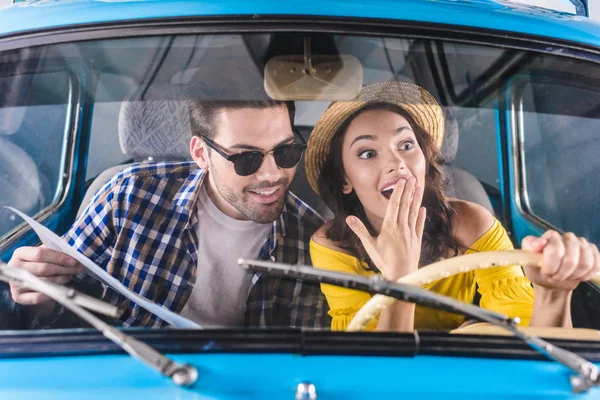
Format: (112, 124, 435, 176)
(309, 241, 378, 331)
(310, 219, 534, 331)
(469, 220, 534, 326)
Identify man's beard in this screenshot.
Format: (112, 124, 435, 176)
(211, 168, 289, 224)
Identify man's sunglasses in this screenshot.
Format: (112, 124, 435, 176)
(202, 131, 307, 176)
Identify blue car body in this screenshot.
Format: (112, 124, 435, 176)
(0, 0, 599, 398)
(0, 0, 597, 46)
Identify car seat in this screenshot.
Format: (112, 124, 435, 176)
(439, 106, 494, 214)
(77, 85, 193, 218)
(0, 106, 44, 235)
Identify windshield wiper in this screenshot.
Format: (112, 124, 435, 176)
(0, 261, 198, 387)
(0, 261, 123, 319)
(239, 259, 600, 394)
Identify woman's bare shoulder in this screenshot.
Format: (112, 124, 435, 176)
(311, 221, 354, 255)
(449, 199, 495, 249)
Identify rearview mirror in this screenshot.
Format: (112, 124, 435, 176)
(264, 39, 363, 101)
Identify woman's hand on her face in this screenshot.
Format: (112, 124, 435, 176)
(346, 177, 426, 281)
(521, 230, 600, 292)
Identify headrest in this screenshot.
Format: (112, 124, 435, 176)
(440, 106, 459, 162)
(118, 85, 192, 159)
(0, 74, 32, 136)
(0, 106, 26, 136)
(0, 137, 42, 210)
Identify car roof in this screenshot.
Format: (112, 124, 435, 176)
(0, 0, 599, 47)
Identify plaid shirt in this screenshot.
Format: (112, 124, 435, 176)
(65, 161, 330, 329)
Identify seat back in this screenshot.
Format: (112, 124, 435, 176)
(78, 87, 193, 218)
(0, 106, 43, 234)
(291, 127, 333, 220)
(439, 106, 494, 214)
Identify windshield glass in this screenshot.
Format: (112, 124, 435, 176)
(0, 32, 599, 338)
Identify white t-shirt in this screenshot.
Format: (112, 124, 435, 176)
(179, 185, 272, 327)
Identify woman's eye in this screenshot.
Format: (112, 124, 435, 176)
(398, 141, 414, 151)
(358, 150, 376, 159)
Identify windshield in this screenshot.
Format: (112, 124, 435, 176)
(0, 32, 599, 340)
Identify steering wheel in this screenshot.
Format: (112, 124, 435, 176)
(346, 250, 600, 331)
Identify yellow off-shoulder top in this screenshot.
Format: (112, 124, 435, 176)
(310, 219, 534, 331)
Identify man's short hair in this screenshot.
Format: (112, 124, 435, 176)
(188, 100, 296, 140)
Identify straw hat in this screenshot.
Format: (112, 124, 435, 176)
(305, 81, 444, 194)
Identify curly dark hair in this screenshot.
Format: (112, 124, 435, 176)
(317, 102, 459, 270)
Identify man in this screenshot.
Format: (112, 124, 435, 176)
(9, 99, 330, 329)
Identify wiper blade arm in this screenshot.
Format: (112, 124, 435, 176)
(0, 261, 198, 387)
(0, 261, 122, 319)
(239, 258, 517, 325)
(239, 259, 599, 393)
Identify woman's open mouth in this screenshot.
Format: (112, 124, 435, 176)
(380, 177, 413, 200)
(381, 186, 394, 199)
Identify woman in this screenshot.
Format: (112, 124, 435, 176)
(305, 81, 599, 332)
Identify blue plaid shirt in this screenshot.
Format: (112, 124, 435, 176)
(64, 161, 330, 329)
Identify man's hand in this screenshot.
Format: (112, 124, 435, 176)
(8, 245, 83, 305)
(522, 231, 600, 292)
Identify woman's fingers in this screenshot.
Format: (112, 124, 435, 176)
(346, 215, 386, 270)
(550, 232, 580, 281)
(346, 216, 375, 252)
(582, 244, 600, 282)
(408, 183, 423, 231)
(539, 230, 564, 276)
(382, 177, 421, 232)
(527, 230, 600, 288)
(398, 178, 416, 226)
(415, 207, 426, 241)
(569, 238, 596, 281)
(383, 179, 405, 227)
(521, 236, 548, 254)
